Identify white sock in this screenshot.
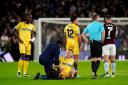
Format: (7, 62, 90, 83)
(104, 61, 109, 73)
(112, 62, 116, 73)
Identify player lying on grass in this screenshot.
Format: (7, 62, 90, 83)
(56, 50, 75, 79)
(34, 50, 76, 80)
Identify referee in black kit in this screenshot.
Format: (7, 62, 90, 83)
(82, 15, 105, 79)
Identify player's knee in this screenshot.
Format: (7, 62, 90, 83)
(110, 59, 115, 63)
(103, 55, 109, 62)
(74, 55, 78, 61)
(110, 56, 115, 63)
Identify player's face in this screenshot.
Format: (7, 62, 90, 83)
(74, 19, 78, 25)
(66, 51, 72, 58)
(25, 15, 32, 23)
(97, 16, 100, 21)
(106, 18, 112, 23)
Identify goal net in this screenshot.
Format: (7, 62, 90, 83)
(34, 18, 128, 61)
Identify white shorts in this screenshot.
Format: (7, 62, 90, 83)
(102, 44, 116, 56)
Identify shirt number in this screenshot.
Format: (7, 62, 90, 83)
(107, 27, 113, 39)
(67, 29, 74, 38)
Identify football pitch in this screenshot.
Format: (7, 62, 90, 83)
(0, 61, 128, 85)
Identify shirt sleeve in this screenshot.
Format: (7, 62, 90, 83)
(32, 24, 36, 31)
(100, 23, 105, 32)
(76, 26, 80, 35)
(15, 22, 21, 30)
(64, 25, 67, 33)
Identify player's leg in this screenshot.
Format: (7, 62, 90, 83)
(73, 45, 79, 77)
(90, 42, 98, 79)
(17, 54, 25, 77)
(73, 55, 78, 77)
(23, 55, 29, 77)
(44, 64, 53, 79)
(90, 41, 96, 78)
(91, 40, 102, 79)
(103, 45, 110, 77)
(110, 55, 116, 77)
(90, 41, 99, 79)
(70, 69, 75, 79)
(103, 55, 110, 77)
(17, 43, 25, 77)
(110, 44, 116, 77)
(23, 43, 31, 77)
(73, 55, 78, 70)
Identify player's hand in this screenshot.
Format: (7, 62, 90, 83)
(84, 39, 90, 44)
(101, 40, 104, 43)
(88, 41, 90, 44)
(19, 39, 24, 43)
(80, 45, 83, 51)
(29, 41, 33, 44)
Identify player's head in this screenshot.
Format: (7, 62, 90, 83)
(92, 14, 100, 21)
(56, 40, 63, 48)
(104, 15, 112, 23)
(70, 16, 78, 25)
(66, 50, 73, 58)
(24, 13, 32, 23)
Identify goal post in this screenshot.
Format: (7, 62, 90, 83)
(34, 18, 128, 61)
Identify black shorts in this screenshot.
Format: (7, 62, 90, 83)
(90, 40, 102, 58)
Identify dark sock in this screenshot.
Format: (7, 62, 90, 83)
(95, 60, 100, 72)
(91, 61, 96, 73)
(74, 62, 78, 71)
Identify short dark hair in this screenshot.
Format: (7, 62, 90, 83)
(70, 16, 77, 22)
(56, 40, 63, 46)
(92, 14, 99, 20)
(104, 15, 111, 21)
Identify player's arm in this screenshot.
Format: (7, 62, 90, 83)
(101, 24, 105, 42)
(82, 26, 90, 44)
(30, 25, 36, 42)
(78, 34, 83, 50)
(82, 32, 89, 44)
(30, 31, 36, 42)
(53, 46, 61, 71)
(76, 27, 83, 50)
(102, 31, 105, 42)
(114, 25, 118, 38)
(10, 24, 23, 43)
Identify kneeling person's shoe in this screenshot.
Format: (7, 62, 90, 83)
(34, 72, 40, 80)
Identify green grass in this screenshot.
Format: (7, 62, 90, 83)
(0, 61, 128, 85)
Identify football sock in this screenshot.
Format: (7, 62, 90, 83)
(95, 60, 100, 72)
(91, 61, 96, 73)
(104, 61, 109, 73)
(111, 62, 116, 73)
(18, 59, 23, 72)
(74, 62, 78, 71)
(23, 60, 29, 74)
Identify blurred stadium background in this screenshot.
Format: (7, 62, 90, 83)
(0, 0, 128, 62)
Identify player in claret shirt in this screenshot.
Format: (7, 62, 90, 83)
(102, 15, 117, 78)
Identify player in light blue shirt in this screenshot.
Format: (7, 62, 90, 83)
(83, 20, 105, 41)
(82, 15, 105, 79)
